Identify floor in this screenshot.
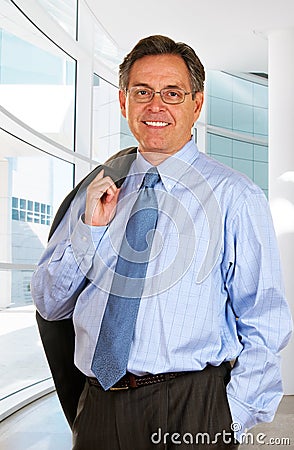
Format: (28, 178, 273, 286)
(0, 305, 51, 401)
(0, 392, 293, 449)
(0, 393, 71, 450)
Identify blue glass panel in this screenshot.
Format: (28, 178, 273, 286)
(254, 161, 268, 189)
(20, 198, 26, 210)
(207, 71, 268, 193)
(254, 145, 268, 163)
(253, 83, 268, 108)
(209, 134, 232, 157)
(233, 140, 253, 160)
(233, 77, 253, 105)
(233, 103, 253, 133)
(233, 158, 254, 179)
(209, 97, 233, 129)
(207, 71, 233, 101)
(12, 209, 19, 220)
(1, 32, 65, 85)
(254, 107, 268, 136)
(27, 212, 33, 223)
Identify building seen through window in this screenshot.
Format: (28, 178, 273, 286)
(207, 71, 268, 196)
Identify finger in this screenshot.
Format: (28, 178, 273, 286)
(88, 176, 117, 200)
(90, 173, 116, 191)
(104, 187, 121, 204)
(96, 168, 104, 180)
(93, 170, 116, 188)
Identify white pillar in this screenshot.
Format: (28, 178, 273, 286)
(74, 0, 94, 181)
(268, 29, 294, 394)
(0, 158, 12, 308)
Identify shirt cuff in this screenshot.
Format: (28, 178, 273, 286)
(70, 215, 107, 271)
(227, 394, 257, 443)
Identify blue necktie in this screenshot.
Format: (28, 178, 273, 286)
(91, 168, 160, 390)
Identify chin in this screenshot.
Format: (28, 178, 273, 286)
(141, 141, 169, 153)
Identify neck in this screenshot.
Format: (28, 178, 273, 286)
(138, 150, 176, 166)
(138, 137, 193, 166)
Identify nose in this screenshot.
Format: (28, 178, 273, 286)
(147, 92, 166, 111)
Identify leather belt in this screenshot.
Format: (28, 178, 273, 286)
(88, 371, 187, 391)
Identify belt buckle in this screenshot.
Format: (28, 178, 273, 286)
(109, 386, 129, 391)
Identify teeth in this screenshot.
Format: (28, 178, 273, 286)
(145, 121, 168, 127)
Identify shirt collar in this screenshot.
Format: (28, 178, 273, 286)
(129, 138, 200, 192)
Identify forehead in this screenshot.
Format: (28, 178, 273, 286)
(128, 54, 191, 88)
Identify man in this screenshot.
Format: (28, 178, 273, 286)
(31, 35, 292, 449)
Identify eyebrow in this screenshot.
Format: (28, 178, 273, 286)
(130, 83, 185, 90)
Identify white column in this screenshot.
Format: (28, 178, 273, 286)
(268, 29, 294, 394)
(74, 0, 94, 181)
(0, 158, 12, 308)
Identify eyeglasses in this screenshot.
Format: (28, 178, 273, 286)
(127, 86, 193, 104)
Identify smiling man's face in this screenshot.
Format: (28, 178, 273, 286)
(119, 54, 203, 161)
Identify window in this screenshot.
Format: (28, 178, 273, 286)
(92, 74, 137, 163)
(36, 0, 78, 39)
(12, 197, 52, 225)
(0, 2, 76, 149)
(0, 128, 74, 406)
(0, 129, 74, 305)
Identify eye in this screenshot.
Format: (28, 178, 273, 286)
(161, 88, 185, 103)
(169, 90, 180, 97)
(134, 88, 152, 98)
(165, 89, 181, 98)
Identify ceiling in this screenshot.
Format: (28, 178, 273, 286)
(85, 0, 294, 74)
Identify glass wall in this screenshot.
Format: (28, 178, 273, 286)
(0, 10, 76, 149)
(206, 71, 268, 196)
(36, 0, 78, 39)
(0, 129, 74, 404)
(0, 0, 77, 411)
(207, 134, 268, 194)
(92, 74, 137, 163)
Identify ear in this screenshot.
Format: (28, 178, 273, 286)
(193, 92, 204, 123)
(119, 90, 127, 118)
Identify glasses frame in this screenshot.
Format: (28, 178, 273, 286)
(126, 86, 194, 105)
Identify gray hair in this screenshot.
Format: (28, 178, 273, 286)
(119, 35, 205, 96)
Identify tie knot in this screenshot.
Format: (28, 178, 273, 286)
(142, 168, 160, 189)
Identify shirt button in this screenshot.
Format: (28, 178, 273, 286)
(82, 236, 87, 242)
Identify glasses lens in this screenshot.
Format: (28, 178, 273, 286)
(161, 88, 185, 104)
(129, 87, 153, 102)
(128, 87, 189, 104)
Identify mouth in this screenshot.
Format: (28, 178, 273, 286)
(143, 121, 170, 127)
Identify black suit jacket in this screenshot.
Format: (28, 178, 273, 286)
(36, 147, 137, 428)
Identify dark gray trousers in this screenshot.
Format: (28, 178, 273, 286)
(72, 363, 239, 450)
